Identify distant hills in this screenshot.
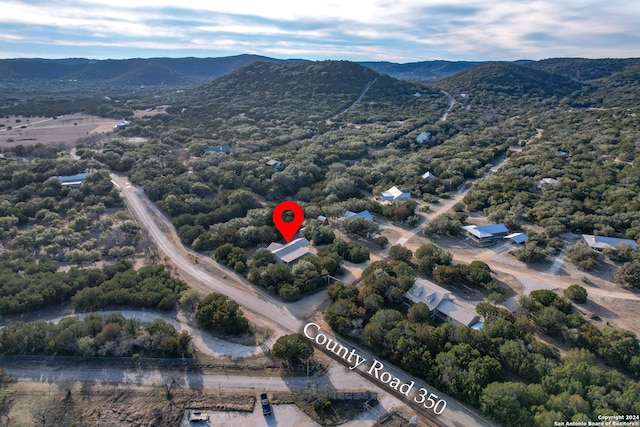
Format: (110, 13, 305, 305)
(433, 61, 584, 99)
(0, 55, 283, 84)
(1, 55, 639, 114)
(1, 55, 639, 93)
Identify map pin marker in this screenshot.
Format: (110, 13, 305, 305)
(273, 201, 304, 243)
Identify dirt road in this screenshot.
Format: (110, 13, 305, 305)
(109, 173, 492, 427)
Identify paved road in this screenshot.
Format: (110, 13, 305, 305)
(108, 173, 492, 427)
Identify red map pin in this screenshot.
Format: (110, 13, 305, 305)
(273, 201, 304, 243)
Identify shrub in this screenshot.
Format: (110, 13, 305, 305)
(564, 284, 588, 303)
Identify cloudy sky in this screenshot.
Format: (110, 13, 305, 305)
(1, 0, 638, 62)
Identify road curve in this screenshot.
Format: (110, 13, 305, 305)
(109, 173, 493, 427)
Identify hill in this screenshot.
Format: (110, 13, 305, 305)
(0, 55, 285, 97)
(521, 57, 640, 82)
(360, 60, 484, 81)
(433, 61, 583, 99)
(174, 60, 383, 122)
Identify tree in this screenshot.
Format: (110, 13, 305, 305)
(338, 217, 379, 237)
(179, 289, 202, 310)
(614, 260, 640, 289)
(566, 244, 599, 270)
(563, 284, 588, 303)
(529, 289, 558, 307)
(195, 293, 249, 335)
(272, 333, 314, 362)
(480, 382, 535, 426)
(388, 244, 413, 263)
(513, 241, 548, 263)
(407, 302, 431, 324)
(0, 368, 12, 388)
(466, 260, 492, 284)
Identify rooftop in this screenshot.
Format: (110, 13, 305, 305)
(381, 186, 410, 201)
(204, 145, 231, 154)
(405, 279, 451, 311)
(339, 210, 373, 221)
(437, 300, 480, 327)
(505, 232, 529, 244)
(269, 237, 312, 264)
(582, 234, 637, 251)
(462, 224, 508, 238)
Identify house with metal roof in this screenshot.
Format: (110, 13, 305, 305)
(56, 173, 91, 188)
(505, 232, 529, 244)
(404, 279, 482, 328)
(462, 223, 509, 247)
(421, 171, 436, 180)
(380, 186, 411, 202)
(267, 237, 313, 265)
(582, 234, 637, 251)
(266, 159, 285, 171)
(416, 132, 431, 144)
(338, 210, 374, 221)
(203, 145, 231, 154)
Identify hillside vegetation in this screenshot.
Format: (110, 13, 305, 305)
(1, 56, 640, 425)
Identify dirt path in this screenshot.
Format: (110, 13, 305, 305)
(328, 77, 379, 122)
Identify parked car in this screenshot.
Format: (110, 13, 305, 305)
(260, 393, 272, 416)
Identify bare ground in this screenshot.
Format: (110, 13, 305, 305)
(0, 114, 118, 148)
(0, 382, 255, 427)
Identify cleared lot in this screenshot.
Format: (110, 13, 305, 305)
(0, 113, 118, 148)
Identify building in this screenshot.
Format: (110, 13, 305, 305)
(203, 145, 231, 154)
(462, 223, 509, 247)
(416, 132, 431, 144)
(113, 120, 130, 129)
(404, 279, 482, 328)
(380, 186, 411, 202)
(421, 171, 436, 181)
(537, 178, 560, 189)
(56, 173, 91, 188)
(267, 237, 313, 265)
(505, 233, 529, 244)
(582, 234, 637, 251)
(338, 210, 374, 221)
(266, 159, 285, 171)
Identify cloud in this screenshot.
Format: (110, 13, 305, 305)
(0, 0, 638, 60)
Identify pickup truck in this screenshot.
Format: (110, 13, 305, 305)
(260, 393, 272, 416)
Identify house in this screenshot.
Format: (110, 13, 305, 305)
(404, 279, 482, 328)
(317, 215, 328, 224)
(380, 186, 411, 202)
(582, 234, 637, 251)
(537, 178, 560, 189)
(462, 223, 509, 247)
(203, 145, 231, 154)
(416, 132, 431, 144)
(421, 171, 436, 181)
(266, 159, 285, 171)
(338, 210, 374, 221)
(56, 173, 91, 188)
(505, 233, 529, 244)
(113, 120, 130, 129)
(267, 237, 313, 265)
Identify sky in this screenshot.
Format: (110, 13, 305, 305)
(0, 0, 639, 62)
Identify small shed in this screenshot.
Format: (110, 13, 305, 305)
(505, 233, 529, 244)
